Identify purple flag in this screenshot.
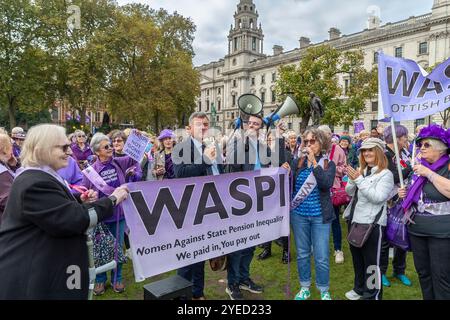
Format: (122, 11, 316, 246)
(378, 52, 450, 121)
(66, 113, 72, 121)
(353, 120, 365, 134)
(122, 168, 290, 281)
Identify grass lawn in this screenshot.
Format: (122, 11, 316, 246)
(95, 218, 422, 300)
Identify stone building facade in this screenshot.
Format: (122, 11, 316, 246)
(196, 0, 450, 134)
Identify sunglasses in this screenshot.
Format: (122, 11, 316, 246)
(56, 144, 71, 153)
(103, 144, 113, 150)
(417, 142, 432, 149)
(77, 135, 86, 138)
(304, 139, 316, 145)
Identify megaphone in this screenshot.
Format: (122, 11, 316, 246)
(263, 95, 300, 126)
(238, 94, 263, 116)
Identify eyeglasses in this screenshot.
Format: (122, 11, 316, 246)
(304, 139, 316, 146)
(77, 135, 86, 138)
(417, 142, 432, 149)
(56, 144, 71, 153)
(103, 144, 113, 150)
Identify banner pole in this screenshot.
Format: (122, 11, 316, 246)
(390, 117, 404, 188)
(411, 139, 417, 168)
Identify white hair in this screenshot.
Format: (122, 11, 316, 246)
(90, 132, 110, 153)
(422, 138, 448, 155)
(20, 124, 66, 167)
(318, 125, 332, 136)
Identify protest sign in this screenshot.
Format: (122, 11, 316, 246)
(378, 52, 450, 121)
(123, 130, 150, 162)
(122, 167, 290, 281)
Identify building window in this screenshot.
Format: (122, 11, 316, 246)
(419, 42, 428, 55)
(95, 112, 100, 122)
(232, 95, 236, 107)
(271, 90, 276, 103)
(233, 79, 237, 87)
(207, 89, 209, 96)
(216, 116, 220, 122)
(206, 100, 210, 112)
(198, 101, 202, 111)
(232, 58, 237, 66)
(234, 38, 238, 51)
(370, 120, 378, 129)
(272, 72, 276, 82)
(261, 74, 265, 84)
(395, 47, 403, 58)
(288, 123, 293, 130)
(251, 77, 255, 86)
(415, 118, 425, 128)
(344, 79, 350, 95)
(217, 69, 220, 75)
(373, 51, 379, 63)
(231, 112, 235, 119)
(261, 92, 265, 103)
(218, 87, 221, 95)
(252, 37, 256, 51)
(371, 101, 378, 112)
(218, 100, 221, 111)
(344, 124, 350, 132)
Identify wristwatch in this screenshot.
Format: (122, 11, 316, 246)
(108, 195, 118, 207)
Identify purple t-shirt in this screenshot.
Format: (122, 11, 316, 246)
(71, 143, 93, 162)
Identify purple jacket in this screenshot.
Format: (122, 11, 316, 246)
(70, 143, 93, 162)
(82, 156, 142, 223)
(57, 157, 83, 193)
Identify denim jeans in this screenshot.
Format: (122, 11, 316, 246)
(227, 246, 255, 285)
(291, 213, 331, 292)
(96, 219, 125, 285)
(331, 205, 342, 251)
(177, 261, 205, 298)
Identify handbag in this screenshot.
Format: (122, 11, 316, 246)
(385, 201, 411, 251)
(331, 183, 351, 206)
(346, 189, 384, 248)
(329, 145, 350, 207)
(90, 222, 127, 268)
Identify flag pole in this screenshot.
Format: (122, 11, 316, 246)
(411, 139, 417, 168)
(390, 117, 404, 188)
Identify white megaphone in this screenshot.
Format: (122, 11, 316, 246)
(263, 95, 300, 126)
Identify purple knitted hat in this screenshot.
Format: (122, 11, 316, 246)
(157, 129, 175, 141)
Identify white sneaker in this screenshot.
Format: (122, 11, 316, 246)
(335, 250, 344, 264)
(345, 289, 362, 300)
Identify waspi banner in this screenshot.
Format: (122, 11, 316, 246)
(378, 51, 450, 121)
(122, 167, 290, 281)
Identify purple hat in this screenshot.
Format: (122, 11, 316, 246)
(417, 124, 450, 151)
(157, 129, 175, 141)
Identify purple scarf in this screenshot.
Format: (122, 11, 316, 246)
(402, 154, 449, 212)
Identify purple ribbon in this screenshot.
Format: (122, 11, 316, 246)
(402, 154, 449, 212)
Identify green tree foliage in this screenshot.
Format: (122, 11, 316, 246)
(276, 45, 377, 131)
(1, 0, 199, 132)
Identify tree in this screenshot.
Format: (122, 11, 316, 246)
(276, 45, 377, 132)
(0, 0, 53, 128)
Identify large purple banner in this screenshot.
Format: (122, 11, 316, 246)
(378, 52, 450, 121)
(122, 167, 290, 281)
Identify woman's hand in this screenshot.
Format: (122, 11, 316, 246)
(80, 190, 98, 203)
(413, 164, 432, 178)
(398, 187, 407, 199)
(347, 166, 361, 181)
(111, 186, 130, 204)
(305, 147, 317, 166)
(153, 166, 165, 176)
(281, 162, 291, 173)
(125, 167, 136, 177)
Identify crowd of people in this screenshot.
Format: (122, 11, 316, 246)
(0, 117, 448, 300)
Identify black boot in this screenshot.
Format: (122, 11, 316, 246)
(282, 250, 290, 264)
(257, 248, 272, 260)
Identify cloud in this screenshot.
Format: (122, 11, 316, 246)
(117, 0, 434, 66)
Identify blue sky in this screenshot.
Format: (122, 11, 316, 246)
(116, 0, 434, 66)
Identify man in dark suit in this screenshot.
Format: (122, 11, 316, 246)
(225, 115, 290, 300)
(173, 112, 223, 300)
